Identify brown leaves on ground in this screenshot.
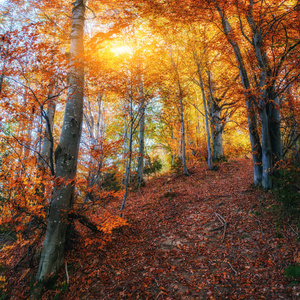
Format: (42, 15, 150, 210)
(3, 158, 300, 299)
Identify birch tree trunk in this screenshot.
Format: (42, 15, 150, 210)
(34, 0, 85, 291)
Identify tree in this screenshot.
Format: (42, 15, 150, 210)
(136, 76, 146, 188)
(213, 0, 299, 188)
(193, 57, 214, 170)
(33, 0, 86, 294)
(169, 48, 190, 176)
(133, 0, 299, 187)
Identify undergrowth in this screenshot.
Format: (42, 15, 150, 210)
(285, 264, 300, 284)
(273, 162, 300, 231)
(144, 156, 163, 176)
(272, 161, 300, 285)
(170, 156, 182, 173)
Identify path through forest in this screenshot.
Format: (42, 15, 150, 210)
(44, 159, 299, 299)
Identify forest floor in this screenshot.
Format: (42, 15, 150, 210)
(3, 158, 300, 299)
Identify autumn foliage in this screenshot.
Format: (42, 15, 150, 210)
(0, 0, 300, 298)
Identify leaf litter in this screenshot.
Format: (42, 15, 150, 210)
(3, 158, 300, 299)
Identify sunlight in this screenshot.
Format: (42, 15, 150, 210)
(111, 45, 133, 56)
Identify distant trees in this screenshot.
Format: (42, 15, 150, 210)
(133, 0, 300, 187)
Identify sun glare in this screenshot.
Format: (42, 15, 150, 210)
(111, 45, 133, 56)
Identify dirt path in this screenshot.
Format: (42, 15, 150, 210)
(60, 158, 299, 299)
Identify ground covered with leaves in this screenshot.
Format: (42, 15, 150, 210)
(2, 158, 300, 299)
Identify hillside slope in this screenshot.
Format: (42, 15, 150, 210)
(6, 158, 300, 299)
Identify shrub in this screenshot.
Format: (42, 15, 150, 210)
(285, 264, 300, 284)
(170, 156, 182, 173)
(273, 162, 300, 231)
(274, 163, 300, 215)
(144, 156, 163, 175)
(101, 169, 122, 192)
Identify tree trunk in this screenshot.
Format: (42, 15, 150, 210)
(293, 130, 300, 162)
(246, 1, 282, 188)
(0, 72, 4, 93)
(246, 97, 262, 185)
(39, 82, 56, 175)
(171, 129, 175, 165)
(210, 101, 224, 161)
(267, 96, 282, 183)
(120, 94, 134, 216)
(169, 49, 189, 175)
(197, 66, 214, 170)
(269, 97, 282, 164)
(179, 94, 189, 175)
(214, 2, 262, 183)
(0, 59, 7, 93)
(197, 115, 201, 148)
(260, 106, 273, 189)
(207, 72, 224, 161)
(137, 81, 146, 188)
(84, 94, 105, 202)
(34, 0, 85, 291)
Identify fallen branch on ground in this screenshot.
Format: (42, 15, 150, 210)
(65, 261, 69, 284)
(209, 225, 225, 232)
(214, 212, 227, 242)
(228, 261, 238, 275)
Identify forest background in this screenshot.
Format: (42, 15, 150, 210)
(0, 0, 299, 298)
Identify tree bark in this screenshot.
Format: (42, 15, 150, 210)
(34, 0, 85, 291)
(197, 65, 214, 170)
(207, 72, 224, 161)
(210, 100, 224, 161)
(169, 49, 189, 175)
(84, 94, 105, 202)
(39, 82, 57, 175)
(120, 94, 134, 216)
(171, 129, 175, 165)
(260, 106, 272, 188)
(269, 97, 282, 164)
(0, 72, 4, 93)
(179, 94, 189, 175)
(246, 0, 282, 188)
(137, 80, 146, 188)
(214, 2, 262, 184)
(0, 58, 7, 94)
